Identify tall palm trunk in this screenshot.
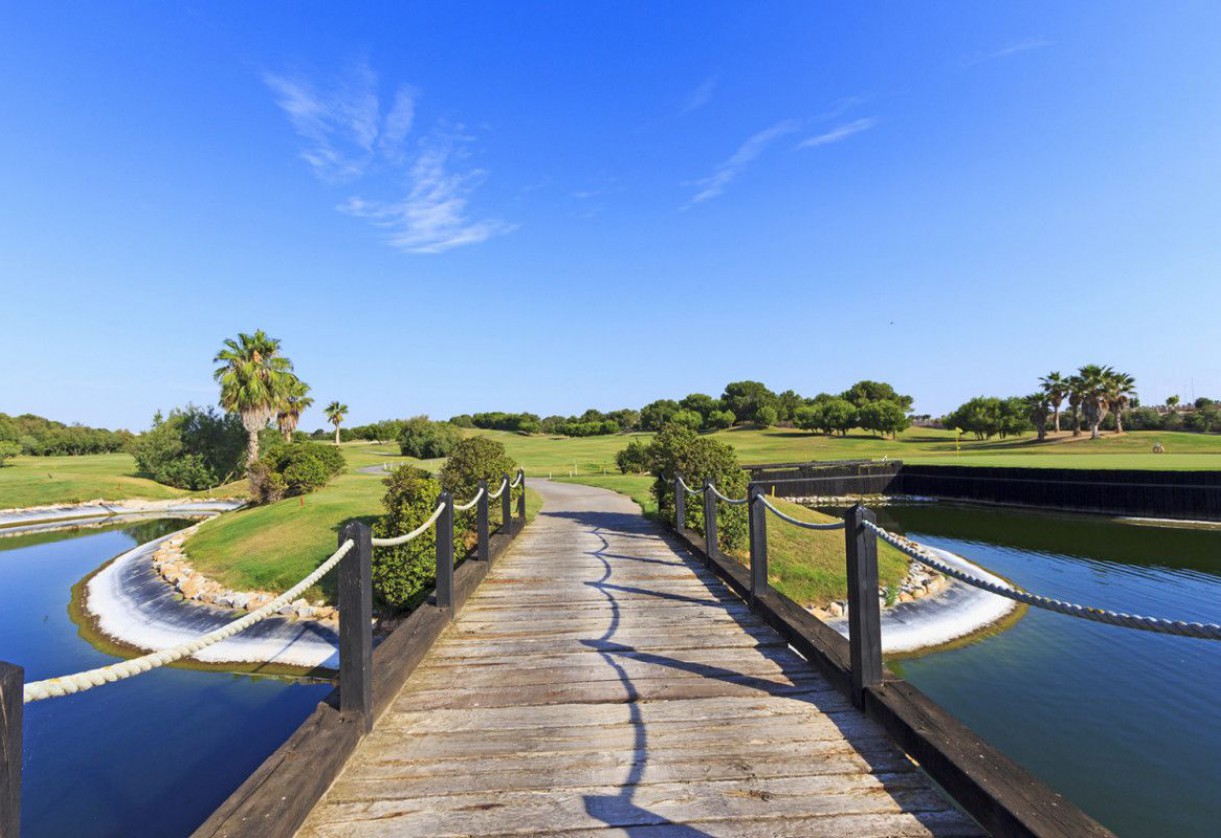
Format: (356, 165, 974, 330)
(242, 410, 269, 465)
(1052, 402, 1061, 433)
(334, 424, 340, 445)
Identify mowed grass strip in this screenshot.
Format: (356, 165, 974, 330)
(185, 463, 544, 600)
(558, 474, 906, 607)
(0, 452, 186, 508)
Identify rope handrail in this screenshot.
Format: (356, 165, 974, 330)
(486, 476, 509, 500)
(370, 501, 447, 547)
(707, 483, 748, 505)
(759, 496, 846, 530)
(677, 476, 705, 496)
(24, 539, 356, 703)
(862, 520, 1221, 641)
(452, 486, 485, 512)
(510, 471, 524, 488)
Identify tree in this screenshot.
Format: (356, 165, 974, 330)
(1039, 372, 1068, 433)
(398, 416, 463, 459)
(1026, 393, 1050, 442)
(721, 381, 777, 424)
(646, 424, 748, 553)
(1066, 373, 1085, 436)
(841, 380, 913, 412)
(0, 440, 18, 467)
(776, 390, 804, 422)
(754, 405, 778, 428)
(669, 409, 703, 432)
(1075, 365, 1110, 440)
(1166, 395, 1181, 409)
(1101, 369, 1137, 433)
(132, 405, 245, 489)
(615, 439, 651, 474)
(640, 399, 680, 431)
(213, 330, 297, 466)
(821, 399, 859, 436)
(679, 393, 721, 421)
(858, 400, 909, 439)
(439, 437, 518, 519)
(326, 401, 349, 445)
(276, 377, 313, 442)
(705, 409, 735, 431)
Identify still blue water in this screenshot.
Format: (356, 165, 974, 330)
(0, 522, 332, 837)
(867, 503, 1221, 837)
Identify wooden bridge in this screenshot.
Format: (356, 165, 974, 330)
(2, 476, 1111, 837)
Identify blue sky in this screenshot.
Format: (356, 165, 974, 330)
(3, 3, 1221, 431)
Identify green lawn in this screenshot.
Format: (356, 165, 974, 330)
(0, 453, 188, 508)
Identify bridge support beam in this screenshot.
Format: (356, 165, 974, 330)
(2, 661, 23, 837)
(748, 484, 768, 605)
(436, 493, 455, 612)
(477, 480, 490, 562)
(844, 504, 883, 709)
(338, 522, 373, 733)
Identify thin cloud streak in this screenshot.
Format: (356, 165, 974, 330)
(961, 38, 1054, 68)
(339, 132, 515, 254)
(797, 117, 878, 149)
(266, 64, 511, 254)
(681, 75, 719, 113)
(685, 119, 802, 207)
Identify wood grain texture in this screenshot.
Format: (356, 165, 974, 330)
(297, 480, 980, 837)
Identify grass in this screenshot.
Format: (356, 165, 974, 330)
(0, 453, 188, 508)
(185, 455, 544, 600)
(558, 473, 906, 607)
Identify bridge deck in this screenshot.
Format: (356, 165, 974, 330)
(297, 481, 981, 837)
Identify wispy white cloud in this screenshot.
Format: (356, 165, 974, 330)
(796, 117, 878, 149)
(339, 130, 515, 254)
(685, 119, 803, 207)
(681, 75, 719, 113)
(961, 39, 1054, 68)
(266, 64, 511, 254)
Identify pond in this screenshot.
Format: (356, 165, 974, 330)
(836, 502, 1221, 837)
(1, 521, 332, 837)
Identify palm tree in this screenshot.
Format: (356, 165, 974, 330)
(213, 330, 296, 466)
(1039, 372, 1068, 433)
(326, 401, 349, 445)
(1076, 364, 1111, 440)
(1025, 393, 1050, 442)
(1102, 369, 1137, 433)
(1066, 373, 1085, 437)
(276, 377, 314, 442)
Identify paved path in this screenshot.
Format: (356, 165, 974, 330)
(298, 480, 981, 837)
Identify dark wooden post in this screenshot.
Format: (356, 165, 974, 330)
(702, 478, 718, 564)
(674, 474, 686, 532)
(844, 504, 883, 709)
(436, 492, 454, 611)
(338, 522, 373, 732)
(749, 484, 768, 604)
(515, 471, 526, 523)
(476, 479, 490, 562)
(500, 472, 512, 533)
(1, 661, 21, 838)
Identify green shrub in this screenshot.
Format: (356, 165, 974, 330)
(398, 416, 463, 459)
(440, 437, 518, 501)
(647, 424, 748, 553)
(669, 409, 703, 432)
(754, 405, 778, 428)
(615, 439, 651, 474)
(132, 405, 245, 490)
(247, 460, 288, 504)
(0, 440, 19, 467)
(372, 466, 441, 611)
(705, 409, 735, 431)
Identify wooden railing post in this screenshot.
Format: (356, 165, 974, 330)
(702, 478, 718, 564)
(844, 504, 883, 709)
(674, 474, 686, 532)
(338, 522, 373, 732)
(476, 479, 490, 562)
(749, 484, 768, 605)
(1, 661, 22, 838)
(500, 472, 512, 533)
(436, 492, 454, 611)
(515, 471, 526, 523)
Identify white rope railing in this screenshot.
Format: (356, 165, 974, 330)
(707, 483, 748, 505)
(862, 520, 1221, 641)
(759, 496, 846, 530)
(24, 539, 356, 703)
(370, 501, 447, 547)
(486, 476, 509, 500)
(510, 471, 524, 488)
(677, 476, 705, 496)
(452, 486, 485, 512)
